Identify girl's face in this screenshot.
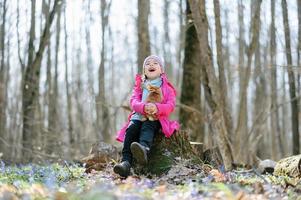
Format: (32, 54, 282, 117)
(144, 58, 162, 80)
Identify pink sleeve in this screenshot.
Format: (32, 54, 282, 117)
(130, 81, 145, 114)
(155, 85, 176, 116)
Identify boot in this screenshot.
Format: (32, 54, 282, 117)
(130, 142, 148, 165)
(113, 161, 131, 177)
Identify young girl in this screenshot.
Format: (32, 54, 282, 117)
(114, 55, 180, 177)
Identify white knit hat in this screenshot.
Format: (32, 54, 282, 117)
(142, 55, 164, 72)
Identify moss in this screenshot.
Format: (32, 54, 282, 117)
(134, 130, 202, 175)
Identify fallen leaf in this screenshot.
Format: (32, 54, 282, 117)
(209, 169, 227, 182)
(253, 182, 264, 194)
(155, 185, 166, 194)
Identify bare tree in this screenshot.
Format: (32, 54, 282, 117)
(179, 0, 203, 142)
(270, 0, 282, 159)
(0, 0, 7, 158)
(96, 0, 111, 142)
(188, 0, 233, 170)
(282, 0, 299, 155)
(235, 0, 262, 163)
(234, 0, 247, 161)
(297, 0, 301, 94)
(0, 0, 7, 149)
(137, 0, 151, 73)
(22, 0, 60, 160)
(163, 0, 172, 77)
(176, 0, 185, 88)
(251, 1, 269, 162)
(85, 0, 97, 140)
(213, 0, 233, 139)
(64, 1, 73, 147)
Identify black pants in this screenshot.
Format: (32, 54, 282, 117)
(122, 120, 161, 164)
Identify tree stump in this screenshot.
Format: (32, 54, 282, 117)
(133, 130, 203, 175)
(81, 130, 203, 175)
(274, 154, 301, 177)
(81, 142, 119, 173)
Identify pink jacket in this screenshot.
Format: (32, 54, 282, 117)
(116, 73, 180, 142)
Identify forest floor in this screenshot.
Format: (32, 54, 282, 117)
(0, 159, 300, 200)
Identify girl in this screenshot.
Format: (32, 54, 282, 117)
(114, 55, 180, 177)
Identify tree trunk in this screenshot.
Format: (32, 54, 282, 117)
(251, 9, 268, 162)
(297, 0, 301, 99)
(137, 0, 151, 74)
(96, 0, 111, 143)
(64, 2, 73, 147)
(223, 9, 232, 112)
(176, 0, 185, 89)
(179, 0, 203, 143)
(0, 0, 7, 155)
(235, 0, 262, 163)
(188, 0, 233, 170)
(22, 0, 59, 160)
(235, 0, 247, 162)
(52, 1, 62, 153)
(270, 0, 282, 159)
(85, 0, 97, 140)
(163, 0, 172, 78)
(282, 0, 299, 155)
(73, 47, 84, 153)
(213, 0, 233, 139)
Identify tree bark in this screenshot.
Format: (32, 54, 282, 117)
(163, 0, 172, 78)
(137, 0, 151, 74)
(52, 0, 62, 153)
(297, 0, 301, 99)
(251, 6, 268, 163)
(270, 0, 282, 159)
(213, 0, 233, 139)
(235, 0, 247, 162)
(0, 0, 7, 154)
(282, 0, 300, 155)
(85, 0, 97, 140)
(235, 0, 262, 163)
(176, 0, 185, 89)
(179, 0, 203, 143)
(96, 0, 111, 142)
(188, 0, 233, 170)
(22, 0, 59, 160)
(64, 2, 73, 147)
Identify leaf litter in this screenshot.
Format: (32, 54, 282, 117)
(0, 159, 300, 200)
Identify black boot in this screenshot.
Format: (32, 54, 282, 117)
(113, 161, 131, 177)
(130, 142, 148, 165)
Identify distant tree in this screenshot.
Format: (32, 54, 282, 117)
(22, 0, 60, 160)
(96, 0, 111, 142)
(137, 0, 151, 73)
(163, 0, 172, 77)
(235, 0, 262, 163)
(213, 0, 233, 139)
(270, 0, 282, 159)
(297, 0, 301, 94)
(0, 0, 7, 157)
(63, 1, 73, 148)
(282, 0, 299, 155)
(176, 0, 185, 88)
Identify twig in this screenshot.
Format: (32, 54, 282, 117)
(64, 160, 75, 178)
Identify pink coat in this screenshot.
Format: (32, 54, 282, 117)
(116, 73, 180, 142)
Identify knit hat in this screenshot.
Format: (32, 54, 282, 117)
(143, 55, 164, 72)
